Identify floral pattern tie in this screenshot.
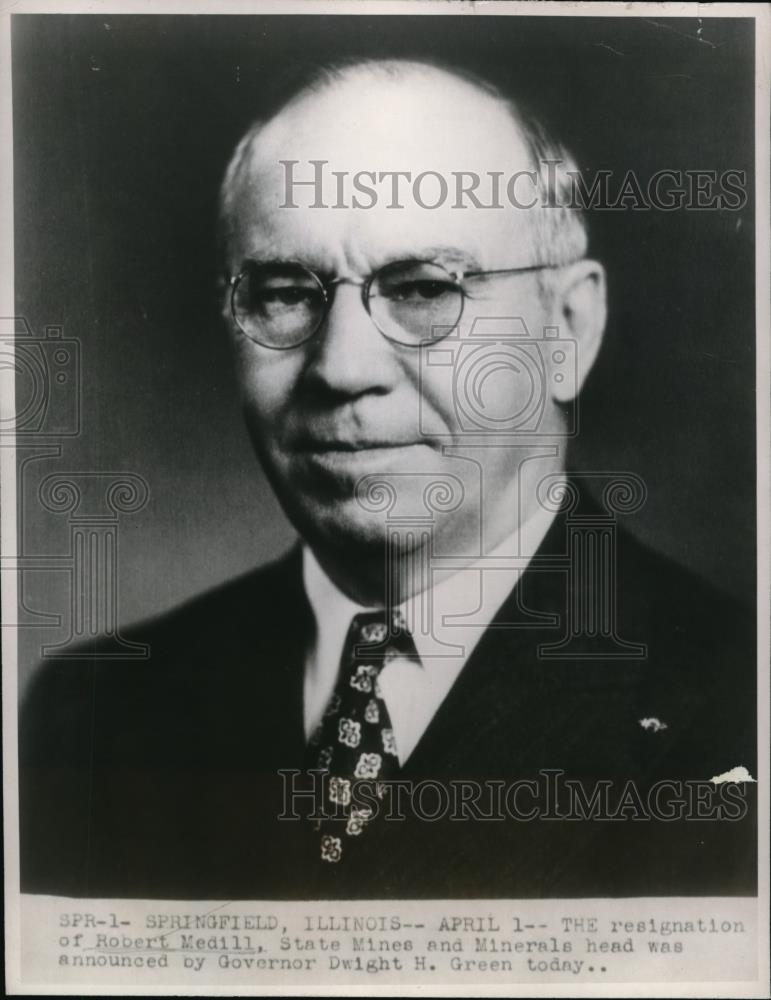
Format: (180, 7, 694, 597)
(308, 608, 418, 863)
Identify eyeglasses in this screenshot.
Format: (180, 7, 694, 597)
(227, 257, 573, 350)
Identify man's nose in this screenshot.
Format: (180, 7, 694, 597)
(304, 283, 396, 395)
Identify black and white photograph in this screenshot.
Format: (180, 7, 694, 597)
(2, 1, 768, 995)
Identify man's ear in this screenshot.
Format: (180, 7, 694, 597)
(549, 259, 607, 403)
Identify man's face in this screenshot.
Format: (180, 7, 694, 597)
(223, 72, 575, 560)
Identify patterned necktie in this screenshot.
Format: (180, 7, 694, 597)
(307, 608, 418, 863)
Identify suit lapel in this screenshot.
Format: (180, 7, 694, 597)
(401, 508, 568, 777)
(400, 501, 651, 780)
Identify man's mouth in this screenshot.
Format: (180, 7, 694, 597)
(289, 435, 433, 479)
(295, 438, 424, 452)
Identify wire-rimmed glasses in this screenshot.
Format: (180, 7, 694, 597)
(227, 257, 572, 350)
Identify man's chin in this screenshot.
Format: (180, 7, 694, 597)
(288, 497, 395, 552)
(262, 448, 469, 556)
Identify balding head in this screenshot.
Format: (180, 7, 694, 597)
(218, 58, 587, 277)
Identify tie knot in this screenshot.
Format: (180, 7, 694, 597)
(349, 609, 415, 663)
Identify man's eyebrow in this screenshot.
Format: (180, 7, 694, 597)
(236, 246, 483, 273)
(241, 254, 299, 266)
(413, 246, 482, 271)
(238, 247, 301, 264)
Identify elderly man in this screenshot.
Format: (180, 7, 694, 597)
(20, 58, 755, 899)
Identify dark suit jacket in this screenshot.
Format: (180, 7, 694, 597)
(19, 496, 757, 899)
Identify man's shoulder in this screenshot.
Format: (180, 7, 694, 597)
(20, 547, 307, 759)
(614, 523, 754, 641)
(54, 545, 303, 663)
(130, 545, 304, 644)
(534, 489, 753, 652)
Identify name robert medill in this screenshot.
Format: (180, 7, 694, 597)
(93, 932, 255, 950)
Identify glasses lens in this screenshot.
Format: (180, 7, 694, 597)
(231, 262, 325, 348)
(369, 261, 463, 345)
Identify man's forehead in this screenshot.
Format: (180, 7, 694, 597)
(224, 65, 540, 270)
(246, 66, 532, 181)
(232, 218, 488, 274)
(230, 194, 484, 268)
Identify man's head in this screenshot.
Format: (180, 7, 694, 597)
(218, 58, 606, 594)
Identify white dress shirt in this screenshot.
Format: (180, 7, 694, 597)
(303, 497, 560, 765)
